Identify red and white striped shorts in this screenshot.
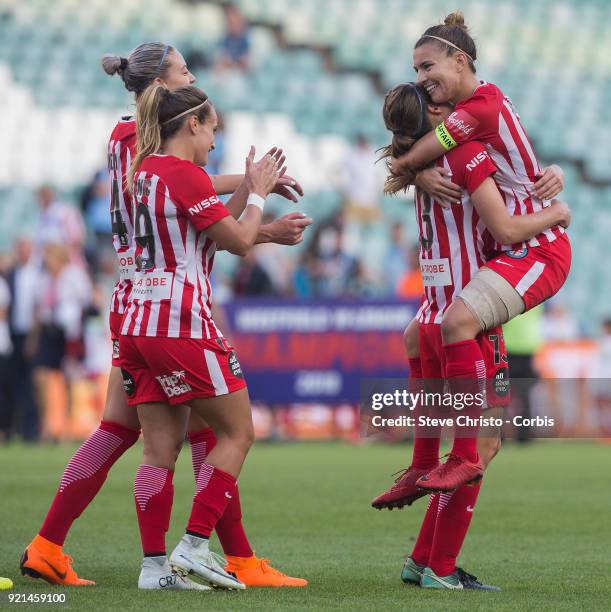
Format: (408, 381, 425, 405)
(118, 335, 247, 406)
(485, 232, 571, 311)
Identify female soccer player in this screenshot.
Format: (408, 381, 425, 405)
(21, 43, 307, 588)
(389, 12, 572, 492)
(375, 82, 570, 589)
(120, 83, 281, 589)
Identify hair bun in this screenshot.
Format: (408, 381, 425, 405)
(101, 54, 126, 76)
(444, 10, 468, 30)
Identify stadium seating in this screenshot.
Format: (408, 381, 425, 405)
(0, 0, 608, 329)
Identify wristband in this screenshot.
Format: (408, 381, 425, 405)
(247, 193, 265, 211)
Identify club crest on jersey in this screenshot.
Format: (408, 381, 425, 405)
(156, 370, 193, 399)
(121, 369, 135, 396)
(506, 248, 528, 259)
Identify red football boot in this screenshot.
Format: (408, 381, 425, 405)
(371, 466, 433, 510)
(417, 454, 483, 493)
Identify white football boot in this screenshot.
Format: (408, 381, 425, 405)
(170, 535, 245, 590)
(138, 555, 212, 590)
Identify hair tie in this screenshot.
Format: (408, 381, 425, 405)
(161, 99, 209, 126)
(405, 82, 428, 138)
(119, 57, 128, 70)
(158, 45, 170, 70)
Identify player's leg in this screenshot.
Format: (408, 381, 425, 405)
(419, 327, 507, 591)
(372, 319, 438, 510)
(170, 389, 253, 590)
(187, 411, 307, 586)
(135, 401, 210, 591)
(20, 365, 139, 586)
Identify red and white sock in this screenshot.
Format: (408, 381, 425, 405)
(186, 464, 236, 538)
(410, 493, 440, 566)
(443, 340, 485, 463)
(134, 465, 174, 556)
(188, 429, 253, 557)
(408, 358, 441, 470)
(39, 420, 139, 545)
(428, 481, 482, 576)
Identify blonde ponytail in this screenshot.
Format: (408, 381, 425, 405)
(128, 83, 167, 190)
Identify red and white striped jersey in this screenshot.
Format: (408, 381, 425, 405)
(435, 81, 565, 250)
(120, 154, 230, 339)
(107, 117, 136, 316)
(416, 141, 497, 324)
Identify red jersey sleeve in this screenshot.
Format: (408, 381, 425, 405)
(445, 142, 497, 195)
(435, 83, 502, 151)
(169, 163, 230, 232)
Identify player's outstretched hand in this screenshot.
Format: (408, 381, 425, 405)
(534, 164, 564, 200)
(266, 212, 313, 245)
(415, 167, 463, 207)
(550, 198, 571, 229)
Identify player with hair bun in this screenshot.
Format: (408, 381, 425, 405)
(373, 82, 569, 590)
(388, 11, 571, 495)
(21, 42, 308, 589)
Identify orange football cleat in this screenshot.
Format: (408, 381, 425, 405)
(225, 554, 308, 587)
(20, 535, 95, 586)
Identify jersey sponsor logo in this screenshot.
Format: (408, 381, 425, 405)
(493, 367, 510, 397)
(188, 196, 221, 216)
(435, 123, 456, 150)
(132, 271, 174, 301)
(420, 258, 452, 287)
(156, 370, 193, 398)
(466, 151, 489, 171)
(228, 350, 243, 378)
(121, 369, 135, 396)
(112, 339, 120, 361)
(118, 249, 137, 282)
(446, 110, 479, 136)
(506, 248, 528, 259)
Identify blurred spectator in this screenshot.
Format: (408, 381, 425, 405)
(216, 4, 251, 71)
(80, 168, 112, 267)
(233, 250, 276, 296)
(397, 246, 424, 299)
(504, 305, 545, 442)
(293, 251, 315, 298)
(386, 222, 408, 293)
(340, 134, 383, 256)
(206, 112, 226, 176)
(35, 185, 86, 267)
(541, 300, 580, 341)
(0, 274, 12, 442)
(308, 218, 358, 297)
(6, 237, 40, 441)
(31, 243, 92, 440)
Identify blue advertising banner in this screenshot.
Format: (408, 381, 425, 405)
(223, 298, 419, 403)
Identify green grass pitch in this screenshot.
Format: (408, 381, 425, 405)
(1, 439, 610, 611)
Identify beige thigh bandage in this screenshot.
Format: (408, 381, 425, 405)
(459, 267, 525, 330)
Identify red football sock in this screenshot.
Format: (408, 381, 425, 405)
(443, 340, 484, 463)
(134, 465, 174, 556)
(188, 429, 253, 557)
(429, 481, 482, 576)
(409, 358, 441, 470)
(187, 464, 236, 538)
(39, 420, 140, 546)
(410, 493, 440, 566)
